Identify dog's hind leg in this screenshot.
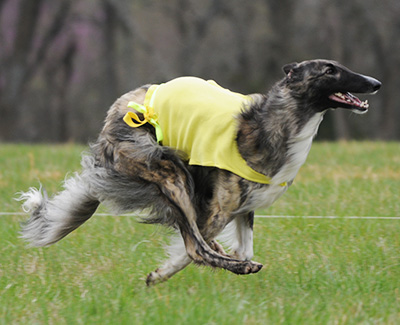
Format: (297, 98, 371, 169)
(164, 182, 262, 275)
(146, 233, 239, 285)
(146, 235, 237, 285)
(196, 174, 262, 270)
(115, 142, 262, 277)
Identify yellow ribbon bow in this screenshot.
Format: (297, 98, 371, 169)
(123, 101, 164, 143)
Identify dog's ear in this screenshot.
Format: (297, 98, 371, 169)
(283, 62, 299, 76)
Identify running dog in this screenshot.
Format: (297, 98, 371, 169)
(19, 59, 381, 285)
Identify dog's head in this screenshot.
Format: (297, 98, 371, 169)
(282, 59, 381, 114)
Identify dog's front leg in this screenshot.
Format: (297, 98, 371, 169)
(230, 211, 255, 261)
(146, 235, 192, 286)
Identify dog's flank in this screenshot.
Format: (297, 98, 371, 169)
(19, 59, 381, 285)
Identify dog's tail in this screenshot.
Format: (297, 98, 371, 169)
(18, 171, 100, 247)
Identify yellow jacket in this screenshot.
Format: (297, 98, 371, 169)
(124, 77, 275, 185)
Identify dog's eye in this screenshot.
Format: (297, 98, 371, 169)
(325, 67, 335, 75)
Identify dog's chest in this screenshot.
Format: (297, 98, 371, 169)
(270, 113, 324, 185)
(239, 184, 288, 213)
(237, 113, 324, 213)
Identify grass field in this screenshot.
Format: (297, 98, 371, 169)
(0, 142, 399, 324)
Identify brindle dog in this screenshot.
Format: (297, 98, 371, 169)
(19, 60, 381, 285)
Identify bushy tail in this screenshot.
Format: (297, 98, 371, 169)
(18, 173, 99, 247)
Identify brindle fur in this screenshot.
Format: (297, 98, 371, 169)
(19, 60, 381, 285)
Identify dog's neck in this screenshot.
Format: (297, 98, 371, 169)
(236, 85, 325, 183)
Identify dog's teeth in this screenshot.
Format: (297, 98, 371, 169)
(359, 100, 369, 109)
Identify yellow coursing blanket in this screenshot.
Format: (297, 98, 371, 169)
(124, 76, 281, 185)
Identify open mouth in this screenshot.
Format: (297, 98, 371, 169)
(329, 92, 369, 113)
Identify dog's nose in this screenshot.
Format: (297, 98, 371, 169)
(372, 80, 382, 92)
(367, 76, 382, 92)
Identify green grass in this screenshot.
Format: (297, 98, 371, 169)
(0, 142, 399, 324)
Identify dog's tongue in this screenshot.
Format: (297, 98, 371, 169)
(329, 92, 369, 109)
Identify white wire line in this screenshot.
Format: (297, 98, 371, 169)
(1, 212, 399, 219)
(255, 215, 400, 220)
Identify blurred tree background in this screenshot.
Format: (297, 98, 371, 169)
(0, 0, 398, 142)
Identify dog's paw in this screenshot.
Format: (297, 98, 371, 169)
(146, 269, 168, 286)
(245, 261, 263, 274)
(234, 260, 263, 275)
